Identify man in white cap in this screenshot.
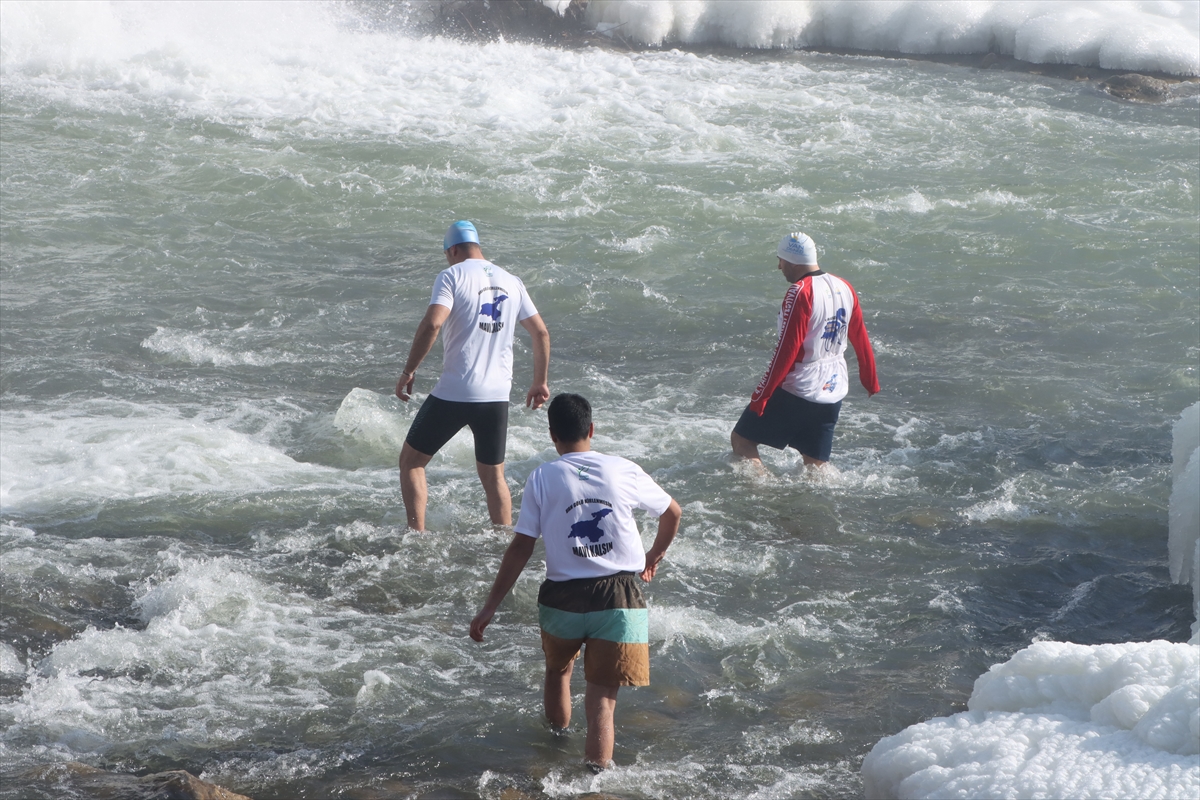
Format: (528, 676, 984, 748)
(731, 232, 879, 468)
(396, 220, 550, 530)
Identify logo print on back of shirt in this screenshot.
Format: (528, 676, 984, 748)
(478, 293, 508, 333)
(823, 373, 839, 393)
(576, 466, 590, 482)
(822, 308, 847, 352)
(570, 508, 614, 558)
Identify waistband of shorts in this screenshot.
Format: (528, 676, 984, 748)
(426, 394, 510, 409)
(538, 571, 645, 614)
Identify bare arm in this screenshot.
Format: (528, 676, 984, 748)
(470, 533, 537, 641)
(396, 303, 451, 401)
(640, 498, 682, 582)
(519, 313, 550, 409)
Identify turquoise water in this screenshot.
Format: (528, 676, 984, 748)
(1, 3, 1198, 798)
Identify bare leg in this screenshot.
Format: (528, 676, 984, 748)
(584, 681, 620, 768)
(399, 442, 434, 531)
(544, 662, 573, 729)
(730, 431, 764, 465)
(476, 461, 512, 526)
(801, 454, 828, 468)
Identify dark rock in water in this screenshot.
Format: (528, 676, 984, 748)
(347, 0, 592, 45)
(1100, 73, 1172, 102)
(22, 763, 252, 800)
(980, 52, 998, 69)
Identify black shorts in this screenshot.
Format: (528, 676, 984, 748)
(733, 390, 841, 461)
(405, 395, 509, 465)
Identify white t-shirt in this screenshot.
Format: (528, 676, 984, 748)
(515, 450, 673, 582)
(428, 258, 539, 403)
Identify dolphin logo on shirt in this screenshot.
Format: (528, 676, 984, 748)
(480, 294, 508, 321)
(478, 293, 508, 333)
(569, 508, 613, 543)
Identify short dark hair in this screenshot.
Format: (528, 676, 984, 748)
(448, 242, 481, 257)
(548, 393, 591, 442)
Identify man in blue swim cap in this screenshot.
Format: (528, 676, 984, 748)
(396, 220, 551, 531)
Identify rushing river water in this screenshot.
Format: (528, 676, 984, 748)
(2, 2, 1198, 798)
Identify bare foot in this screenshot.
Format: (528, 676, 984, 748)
(730, 454, 770, 478)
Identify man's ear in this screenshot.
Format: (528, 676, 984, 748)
(587, 422, 595, 439)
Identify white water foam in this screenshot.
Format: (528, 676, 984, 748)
(0, 643, 24, 676)
(142, 326, 305, 367)
(0, 1, 776, 156)
(6, 555, 360, 754)
(0, 400, 349, 514)
(582, 0, 1200, 76)
(2, 1, 1196, 162)
(332, 388, 409, 453)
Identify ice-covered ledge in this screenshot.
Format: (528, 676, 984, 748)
(861, 402, 1200, 800)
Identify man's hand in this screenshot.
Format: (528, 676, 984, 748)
(519, 314, 549, 408)
(397, 304, 449, 403)
(470, 606, 495, 642)
(640, 549, 665, 582)
(469, 534, 535, 642)
(640, 499, 681, 582)
(396, 371, 415, 402)
(526, 383, 550, 409)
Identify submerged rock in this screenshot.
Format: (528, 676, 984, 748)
(347, 0, 592, 44)
(22, 763, 252, 800)
(1101, 73, 1172, 101)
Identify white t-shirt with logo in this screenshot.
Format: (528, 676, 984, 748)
(515, 450, 673, 582)
(428, 258, 539, 403)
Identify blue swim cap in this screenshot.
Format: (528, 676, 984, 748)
(443, 220, 480, 251)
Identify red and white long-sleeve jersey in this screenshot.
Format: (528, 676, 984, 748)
(749, 271, 879, 414)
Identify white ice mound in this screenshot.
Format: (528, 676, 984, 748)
(861, 403, 1200, 799)
(861, 641, 1200, 799)
(1168, 401, 1200, 641)
(584, 0, 1200, 76)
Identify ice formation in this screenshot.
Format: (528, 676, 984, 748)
(861, 402, 1200, 799)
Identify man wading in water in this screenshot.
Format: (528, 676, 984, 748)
(470, 393, 682, 770)
(396, 220, 550, 530)
(731, 231, 879, 468)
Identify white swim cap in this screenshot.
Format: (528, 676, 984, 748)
(778, 232, 818, 265)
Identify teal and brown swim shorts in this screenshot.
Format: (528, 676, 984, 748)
(537, 571, 649, 687)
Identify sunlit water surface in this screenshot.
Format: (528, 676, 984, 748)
(1, 4, 1197, 798)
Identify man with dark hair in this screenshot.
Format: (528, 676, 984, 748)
(470, 393, 682, 770)
(732, 231, 879, 468)
(547, 391, 591, 442)
(396, 220, 550, 530)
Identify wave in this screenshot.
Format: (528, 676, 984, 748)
(0, 400, 347, 514)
